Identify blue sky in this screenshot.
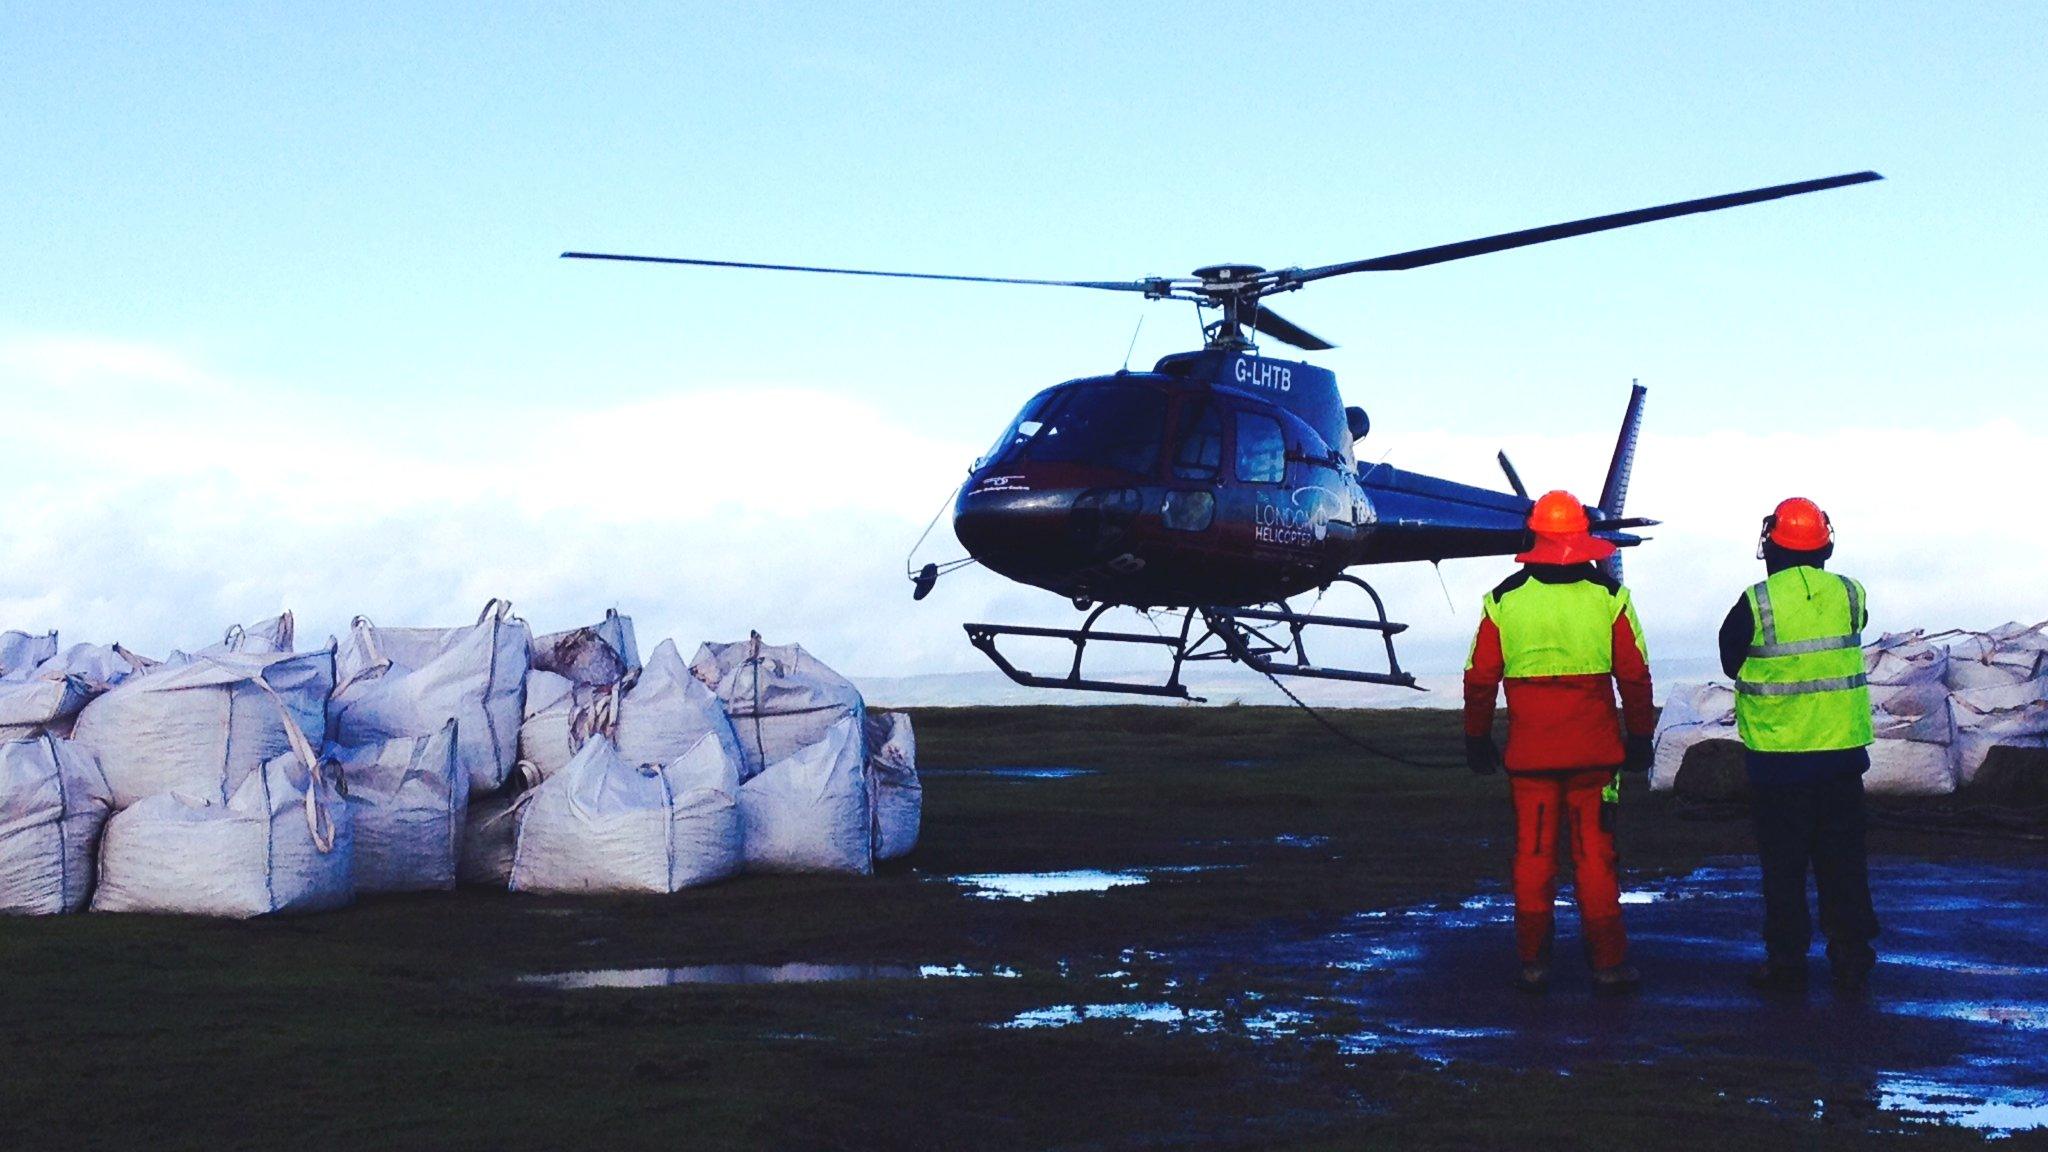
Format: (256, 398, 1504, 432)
(1, 3, 2042, 686)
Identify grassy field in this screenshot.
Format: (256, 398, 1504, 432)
(0, 707, 2038, 1151)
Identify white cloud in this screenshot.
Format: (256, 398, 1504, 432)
(2, 336, 2039, 691)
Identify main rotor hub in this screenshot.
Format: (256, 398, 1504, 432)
(1191, 264, 1267, 287)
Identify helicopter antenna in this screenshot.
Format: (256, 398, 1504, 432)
(1121, 314, 1145, 372)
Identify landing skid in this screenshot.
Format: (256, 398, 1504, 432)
(963, 576, 1417, 699)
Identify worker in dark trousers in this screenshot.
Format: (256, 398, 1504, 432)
(1466, 490, 1655, 994)
(1720, 497, 1879, 993)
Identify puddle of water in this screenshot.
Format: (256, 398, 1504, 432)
(1274, 834, 1330, 848)
(921, 767, 1097, 780)
(523, 963, 921, 989)
(918, 964, 1022, 979)
(952, 870, 1150, 900)
(1888, 1001, 2048, 1032)
(1880, 1076, 2048, 1136)
(1002, 1002, 1222, 1030)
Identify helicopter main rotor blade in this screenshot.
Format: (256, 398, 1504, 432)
(1245, 304, 1335, 351)
(560, 251, 1172, 295)
(1292, 170, 1882, 283)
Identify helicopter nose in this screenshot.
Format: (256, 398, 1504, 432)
(953, 485, 1075, 576)
(954, 483, 1143, 580)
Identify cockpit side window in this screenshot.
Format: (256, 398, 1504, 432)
(1170, 396, 1224, 481)
(1234, 411, 1287, 484)
(1017, 384, 1168, 477)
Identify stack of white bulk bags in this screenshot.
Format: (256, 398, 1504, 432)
(509, 734, 742, 895)
(331, 599, 529, 794)
(333, 719, 466, 892)
(93, 723, 353, 917)
(531, 609, 639, 688)
(72, 648, 335, 809)
(1648, 683, 1738, 792)
(864, 711, 921, 860)
(0, 735, 113, 914)
(1944, 624, 2047, 692)
(739, 715, 873, 875)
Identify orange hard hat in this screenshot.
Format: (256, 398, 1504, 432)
(1765, 497, 1833, 551)
(1526, 490, 1591, 535)
(1516, 490, 1615, 565)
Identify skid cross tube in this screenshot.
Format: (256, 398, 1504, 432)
(964, 605, 1200, 699)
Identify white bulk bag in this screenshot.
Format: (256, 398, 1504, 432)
(92, 721, 352, 917)
(72, 648, 335, 810)
(0, 630, 59, 680)
(1866, 703, 1958, 796)
(0, 676, 93, 743)
(335, 719, 466, 893)
(331, 599, 530, 793)
(864, 710, 921, 860)
(204, 612, 297, 657)
(39, 642, 155, 692)
(692, 633, 865, 779)
(519, 640, 744, 784)
(1951, 677, 2048, 786)
(1649, 682, 1738, 792)
(510, 734, 742, 895)
(516, 668, 598, 782)
(614, 640, 745, 775)
(531, 609, 639, 688)
(0, 735, 113, 914)
(0, 643, 155, 743)
(739, 714, 872, 875)
(1865, 632, 1950, 717)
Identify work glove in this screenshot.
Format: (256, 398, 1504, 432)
(1465, 735, 1500, 776)
(1623, 734, 1654, 774)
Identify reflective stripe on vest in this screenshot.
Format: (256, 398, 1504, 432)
(1734, 568, 1874, 753)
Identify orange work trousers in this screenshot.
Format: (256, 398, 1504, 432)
(1509, 769, 1627, 969)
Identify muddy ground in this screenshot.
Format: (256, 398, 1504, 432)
(1, 706, 2042, 1151)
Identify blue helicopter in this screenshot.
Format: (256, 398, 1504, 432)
(565, 170, 1879, 698)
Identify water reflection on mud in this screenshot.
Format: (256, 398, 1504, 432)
(524, 962, 1021, 989)
(921, 767, 1099, 780)
(996, 859, 2048, 1135)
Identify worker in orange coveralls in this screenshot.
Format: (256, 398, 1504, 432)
(1464, 490, 1656, 994)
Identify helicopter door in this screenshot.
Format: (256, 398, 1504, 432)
(1162, 395, 1223, 532)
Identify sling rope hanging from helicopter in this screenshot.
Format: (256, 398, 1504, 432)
(906, 481, 977, 601)
(1249, 659, 1463, 770)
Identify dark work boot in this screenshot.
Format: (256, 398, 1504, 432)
(1829, 946, 1876, 994)
(1592, 964, 1642, 995)
(1511, 961, 1552, 994)
(1746, 959, 1809, 993)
